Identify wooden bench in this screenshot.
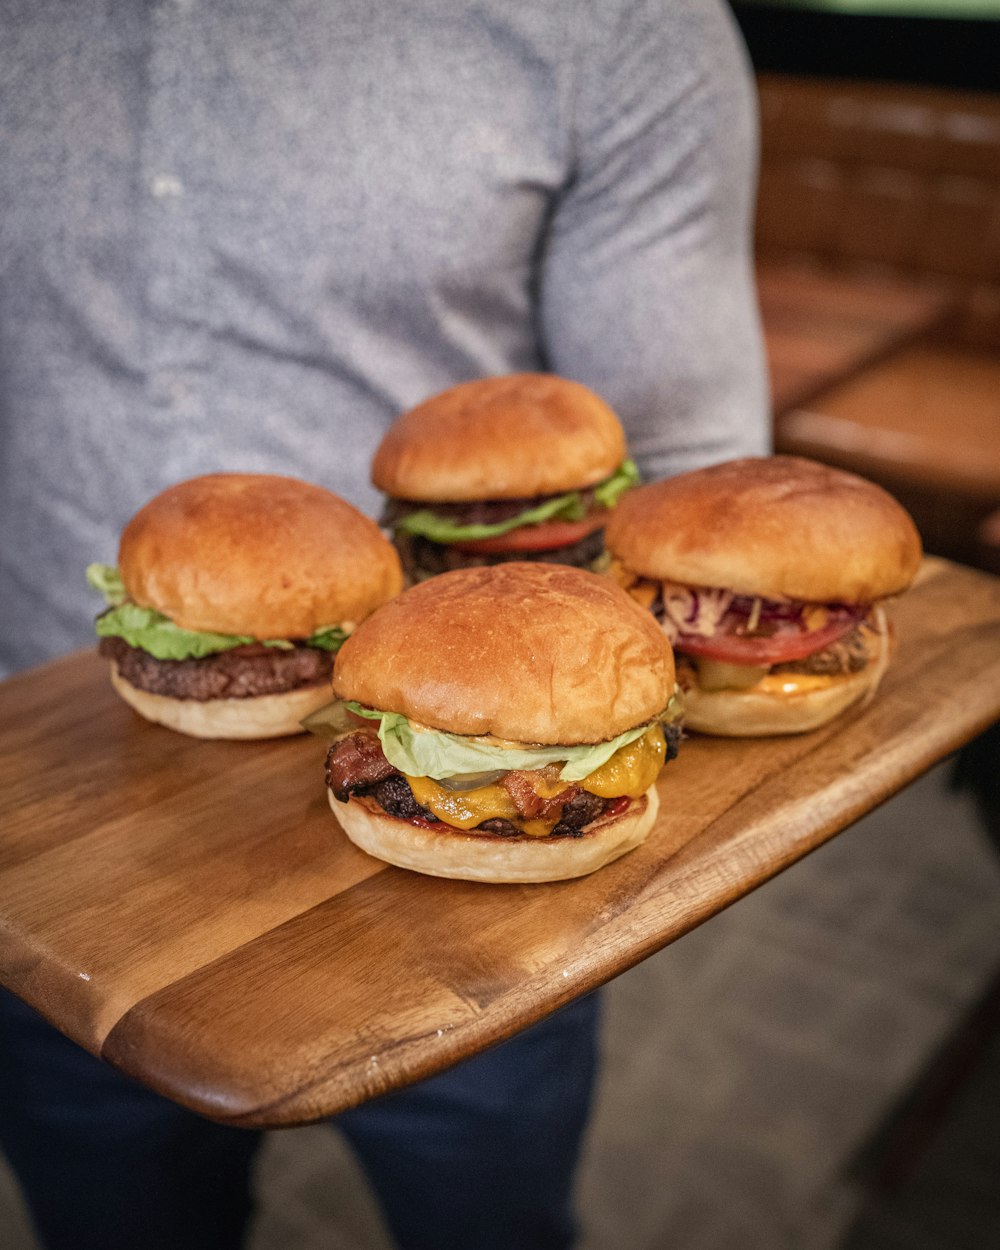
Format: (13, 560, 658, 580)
(756, 74, 1000, 567)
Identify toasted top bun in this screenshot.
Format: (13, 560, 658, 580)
(119, 474, 403, 638)
(371, 373, 627, 502)
(332, 562, 675, 744)
(604, 456, 922, 604)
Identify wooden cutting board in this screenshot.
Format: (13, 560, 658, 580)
(1, 558, 998, 1127)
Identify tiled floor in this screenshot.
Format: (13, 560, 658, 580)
(3, 758, 999, 1250)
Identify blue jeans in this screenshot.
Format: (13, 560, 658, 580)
(0, 988, 600, 1250)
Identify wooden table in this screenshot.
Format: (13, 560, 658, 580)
(776, 342, 1000, 501)
(2, 559, 998, 1128)
(758, 261, 956, 416)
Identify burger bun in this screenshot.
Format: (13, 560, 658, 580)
(372, 374, 627, 502)
(331, 787, 659, 883)
(332, 562, 675, 745)
(110, 663, 332, 740)
(681, 665, 880, 737)
(605, 456, 922, 604)
(118, 473, 403, 638)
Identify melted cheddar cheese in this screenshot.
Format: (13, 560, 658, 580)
(405, 724, 667, 838)
(801, 605, 831, 631)
(580, 724, 666, 797)
(753, 672, 847, 697)
(605, 557, 661, 609)
(405, 776, 559, 837)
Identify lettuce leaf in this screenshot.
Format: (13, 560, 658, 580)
(307, 625, 350, 652)
(393, 459, 639, 544)
(662, 687, 685, 724)
(86, 563, 128, 606)
(593, 458, 639, 508)
(318, 701, 651, 782)
(89, 566, 348, 660)
(394, 493, 585, 544)
(94, 603, 263, 660)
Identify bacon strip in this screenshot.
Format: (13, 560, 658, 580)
(500, 765, 578, 820)
(325, 732, 397, 801)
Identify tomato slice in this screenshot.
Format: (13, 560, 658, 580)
(449, 515, 605, 554)
(676, 615, 858, 666)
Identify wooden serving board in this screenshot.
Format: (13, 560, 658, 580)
(2, 558, 998, 1128)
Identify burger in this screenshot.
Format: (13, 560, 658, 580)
(371, 373, 638, 583)
(87, 473, 403, 739)
(603, 456, 923, 737)
(307, 563, 681, 882)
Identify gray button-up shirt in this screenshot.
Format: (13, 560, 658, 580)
(1, 0, 768, 674)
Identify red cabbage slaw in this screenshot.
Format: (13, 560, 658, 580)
(657, 584, 868, 648)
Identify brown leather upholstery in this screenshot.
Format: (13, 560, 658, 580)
(758, 75, 1000, 566)
(977, 508, 1000, 576)
(757, 75, 1000, 348)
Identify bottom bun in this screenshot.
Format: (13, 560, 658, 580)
(682, 665, 879, 737)
(330, 786, 660, 883)
(110, 663, 330, 739)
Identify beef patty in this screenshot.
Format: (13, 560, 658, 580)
(771, 626, 872, 676)
(99, 636, 332, 700)
(326, 726, 668, 838)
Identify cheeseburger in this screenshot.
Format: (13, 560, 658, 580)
(87, 473, 403, 739)
(308, 563, 681, 882)
(603, 456, 922, 737)
(372, 373, 638, 583)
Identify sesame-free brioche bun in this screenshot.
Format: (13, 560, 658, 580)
(605, 456, 922, 604)
(110, 663, 330, 739)
(371, 374, 627, 502)
(332, 563, 675, 745)
(680, 665, 879, 737)
(331, 788, 659, 883)
(119, 473, 403, 638)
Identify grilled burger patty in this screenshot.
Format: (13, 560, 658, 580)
(771, 626, 872, 676)
(352, 769, 610, 839)
(99, 636, 332, 700)
(326, 725, 680, 838)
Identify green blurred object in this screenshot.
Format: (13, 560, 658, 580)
(738, 0, 999, 16)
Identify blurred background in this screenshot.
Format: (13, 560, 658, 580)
(2, 1, 998, 1247)
(735, 0, 1000, 576)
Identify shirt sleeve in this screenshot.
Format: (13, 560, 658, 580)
(538, 0, 771, 480)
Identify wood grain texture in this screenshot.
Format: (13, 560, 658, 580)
(1, 559, 998, 1127)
